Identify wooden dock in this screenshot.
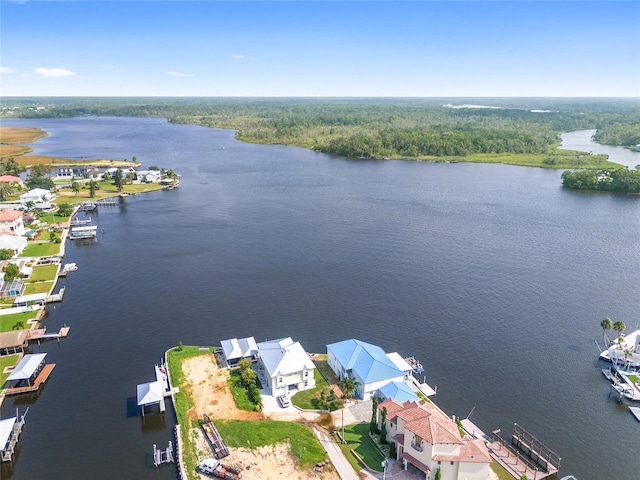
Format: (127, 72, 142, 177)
(46, 287, 66, 303)
(3, 364, 55, 396)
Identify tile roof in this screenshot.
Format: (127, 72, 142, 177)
(0, 209, 22, 222)
(432, 438, 491, 463)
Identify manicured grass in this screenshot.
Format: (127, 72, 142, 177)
(0, 354, 21, 387)
(628, 375, 639, 384)
(54, 180, 166, 203)
(20, 242, 61, 257)
(490, 459, 517, 480)
(337, 423, 385, 472)
(167, 345, 214, 480)
(24, 281, 54, 295)
(27, 264, 58, 282)
(290, 368, 331, 410)
(216, 419, 328, 469)
(0, 310, 39, 332)
(37, 212, 71, 225)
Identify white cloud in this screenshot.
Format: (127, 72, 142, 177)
(232, 54, 256, 61)
(168, 71, 195, 77)
(0, 67, 16, 74)
(34, 67, 76, 78)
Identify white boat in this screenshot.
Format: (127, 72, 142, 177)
(62, 263, 78, 273)
(602, 368, 616, 382)
(630, 406, 640, 422)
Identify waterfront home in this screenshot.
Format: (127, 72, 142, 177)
(377, 399, 491, 480)
(19, 188, 55, 206)
(327, 339, 411, 400)
(0, 209, 25, 236)
(0, 330, 30, 356)
(54, 167, 95, 180)
(220, 336, 259, 367)
(134, 170, 162, 183)
(104, 167, 136, 179)
(600, 329, 640, 370)
(378, 381, 420, 403)
(256, 337, 316, 395)
(0, 234, 27, 256)
(13, 292, 47, 308)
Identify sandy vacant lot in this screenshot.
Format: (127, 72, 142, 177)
(181, 354, 340, 480)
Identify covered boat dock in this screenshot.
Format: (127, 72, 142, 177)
(3, 353, 55, 395)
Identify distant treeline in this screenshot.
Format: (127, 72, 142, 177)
(3, 97, 640, 159)
(562, 167, 640, 193)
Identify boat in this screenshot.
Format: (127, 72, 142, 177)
(629, 406, 640, 422)
(602, 368, 616, 382)
(62, 263, 78, 273)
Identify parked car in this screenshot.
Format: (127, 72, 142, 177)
(278, 394, 291, 408)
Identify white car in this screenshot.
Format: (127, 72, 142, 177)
(277, 394, 291, 408)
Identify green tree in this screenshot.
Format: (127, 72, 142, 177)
(57, 203, 74, 217)
(49, 231, 58, 243)
(434, 468, 442, 480)
(114, 169, 124, 191)
(71, 181, 81, 196)
(380, 407, 388, 443)
(600, 318, 613, 346)
(338, 375, 361, 401)
(0, 248, 14, 260)
(89, 180, 97, 198)
(0, 182, 14, 201)
(2, 263, 22, 282)
(370, 395, 379, 434)
(613, 320, 626, 343)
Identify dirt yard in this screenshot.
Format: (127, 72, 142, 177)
(181, 354, 340, 480)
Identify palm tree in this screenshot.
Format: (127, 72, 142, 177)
(337, 375, 361, 401)
(600, 318, 613, 346)
(613, 320, 626, 344)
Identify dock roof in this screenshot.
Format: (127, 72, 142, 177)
(137, 381, 163, 406)
(0, 417, 17, 449)
(7, 353, 46, 381)
(14, 292, 47, 304)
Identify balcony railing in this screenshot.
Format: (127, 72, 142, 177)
(411, 443, 423, 452)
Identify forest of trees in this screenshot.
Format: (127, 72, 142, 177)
(562, 166, 640, 193)
(3, 97, 639, 161)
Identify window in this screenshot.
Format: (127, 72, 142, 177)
(450, 461, 454, 465)
(278, 377, 283, 383)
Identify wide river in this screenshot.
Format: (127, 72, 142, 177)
(1, 117, 639, 480)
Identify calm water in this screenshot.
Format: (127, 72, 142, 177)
(559, 129, 640, 169)
(1, 117, 639, 480)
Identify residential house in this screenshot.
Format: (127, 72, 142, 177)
(134, 170, 162, 183)
(220, 336, 259, 367)
(0, 175, 23, 186)
(19, 188, 55, 205)
(378, 399, 491, 480)
(256, 337, 316, 395)
(0, 272, 24, 299)
(54, 167, 92, 180)
(0, 235, 27, 256)
(104, 167, 136, 179)
(326, 339, 411, 400)
(0, 209, 24, 236)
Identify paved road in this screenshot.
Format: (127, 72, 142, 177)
(312, 428, 361, 480)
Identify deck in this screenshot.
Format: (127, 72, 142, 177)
(3, 364, 55, 396)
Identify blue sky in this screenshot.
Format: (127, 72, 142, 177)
(1, 1, 639, 97)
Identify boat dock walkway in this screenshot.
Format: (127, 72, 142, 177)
(3, 364, 55, 396)
(46, 286, 66, 303)
(462, 419, 559, 480)
(29, 326, 71, 341)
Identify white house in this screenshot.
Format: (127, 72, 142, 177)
(326, 339, 409, 400)
(134, 170, 162, 183)
(256, 337, 316, 395)
(378, 398, 491, 480)
(0, 235, 27, 256)
(19, 188, 55, 205)
(220, 336, 259, 367)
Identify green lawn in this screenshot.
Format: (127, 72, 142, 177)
(20, 242, 61, 257)
(290, 368, 331, 409)
(216, 419, 328, 469)
(0, 310, 39, 332)
(490, 459, 517, 480)
(337, 423, 385, 472)
(229, 368, 261, 411)
(27, 264, 58, 282)
(0, 354, 21, 386)
(24, 281, 54, 295)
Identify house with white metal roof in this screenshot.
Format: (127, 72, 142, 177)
(19, 188, 55, 205)
(220, 336, 259, 367)
(327, 339, 408, 400)
(0, 234, 27, 256)
(256, 337, 316, 395)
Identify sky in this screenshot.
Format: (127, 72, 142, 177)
(1, 1, 639, 97)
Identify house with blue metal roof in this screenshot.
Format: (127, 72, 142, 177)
(326, 339, 411, 400)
